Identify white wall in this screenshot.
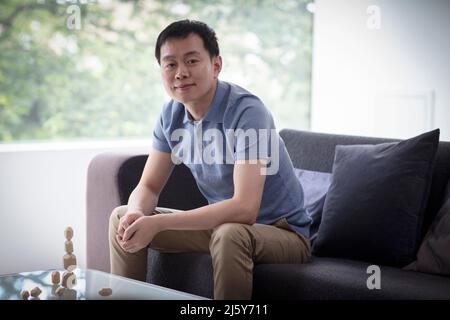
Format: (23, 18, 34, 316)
(311, 0, 450, 140)
(0, 142, 149, 275)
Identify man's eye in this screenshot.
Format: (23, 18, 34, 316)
(165, 63, 175, 69)
(187, 59, 198, 65)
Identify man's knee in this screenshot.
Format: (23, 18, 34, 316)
(210, 223, 251, 252)
(109, 205, 128, 230)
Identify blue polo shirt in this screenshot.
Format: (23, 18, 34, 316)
(152, 80, 311, 238)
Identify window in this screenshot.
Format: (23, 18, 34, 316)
(0, 0, 313, 142)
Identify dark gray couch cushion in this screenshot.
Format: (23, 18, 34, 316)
(146, 251, 450, 300)
(252, 257, 450, 300)
(118, 157, 208, 210)
(405, 180, 450, 276)
(313, 129, 440, 267)
(147, 249, 214, 299)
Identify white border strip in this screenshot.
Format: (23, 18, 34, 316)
(0, 139, 151, 153)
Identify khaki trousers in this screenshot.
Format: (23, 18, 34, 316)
(109, 205, 311, 300)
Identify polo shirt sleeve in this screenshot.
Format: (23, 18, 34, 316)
(152, 112, 172, 153)
(233, 98, 275, 161)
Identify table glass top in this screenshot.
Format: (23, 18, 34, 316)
(0, 268, 207, 300)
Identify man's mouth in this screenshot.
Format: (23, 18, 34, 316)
(175, 83, 195, 90)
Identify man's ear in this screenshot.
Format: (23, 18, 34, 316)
(213, 55, 222, 79)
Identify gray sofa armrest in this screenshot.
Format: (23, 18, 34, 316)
(86, 151, 144, 272)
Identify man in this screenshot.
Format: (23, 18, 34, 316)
(109, 19, 311, 300)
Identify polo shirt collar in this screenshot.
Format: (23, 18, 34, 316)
(181, 80, 228, 124)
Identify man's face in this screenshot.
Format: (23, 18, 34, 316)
(159, 33, 222, 108)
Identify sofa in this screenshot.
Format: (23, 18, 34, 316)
(86, 129, 450, 299)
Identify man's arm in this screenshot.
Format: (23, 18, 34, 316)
(117, 148, 174, 239)
(120, 160, 267, 252)
(126, 148, 175, 215)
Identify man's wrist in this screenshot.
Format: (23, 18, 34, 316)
(125, 208, 145, 216)
(149, 214, 166, 233)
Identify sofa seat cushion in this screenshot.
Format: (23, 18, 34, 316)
(146, 250, 450, 300)
(146, 249, 214, 299)
(252, 256, 450, 300)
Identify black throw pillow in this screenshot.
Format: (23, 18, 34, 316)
(404, 179, 450, 275)
(313, 129, 440, 267)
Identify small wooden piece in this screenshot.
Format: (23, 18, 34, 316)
(98, 287, 112, 296)
(51, 271, 61, 284)
(64, 227, 73, 241)
(63, 253, 77, 270)
(30, 287, 41, 298)
(65, 240, 73, 254)
(20, 290, 29, 300)
(55, 286, 65, 297)
(61, 271, 76, 289)
(63, 288, 77, 300)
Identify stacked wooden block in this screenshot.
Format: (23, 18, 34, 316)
(63, 226, 77, 270)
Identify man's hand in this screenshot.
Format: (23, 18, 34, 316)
(117, 215, 161, 253)
(117, 211, 144, 240)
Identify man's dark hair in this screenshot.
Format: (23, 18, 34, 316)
(155, 19, 220, 64)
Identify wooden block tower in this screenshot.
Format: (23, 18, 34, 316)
(63, 226, 77, 270)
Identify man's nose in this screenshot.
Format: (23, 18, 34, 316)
(175, 64, 189, 79)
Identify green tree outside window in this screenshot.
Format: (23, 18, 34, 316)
(0, 0, 312, 142)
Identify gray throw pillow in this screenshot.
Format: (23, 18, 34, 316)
(404, 180, 450, 275)
(293, 168, 332, 242)
(313, 129, 440, 267)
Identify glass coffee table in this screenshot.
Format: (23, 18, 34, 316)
(0, 268, 207, 300)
